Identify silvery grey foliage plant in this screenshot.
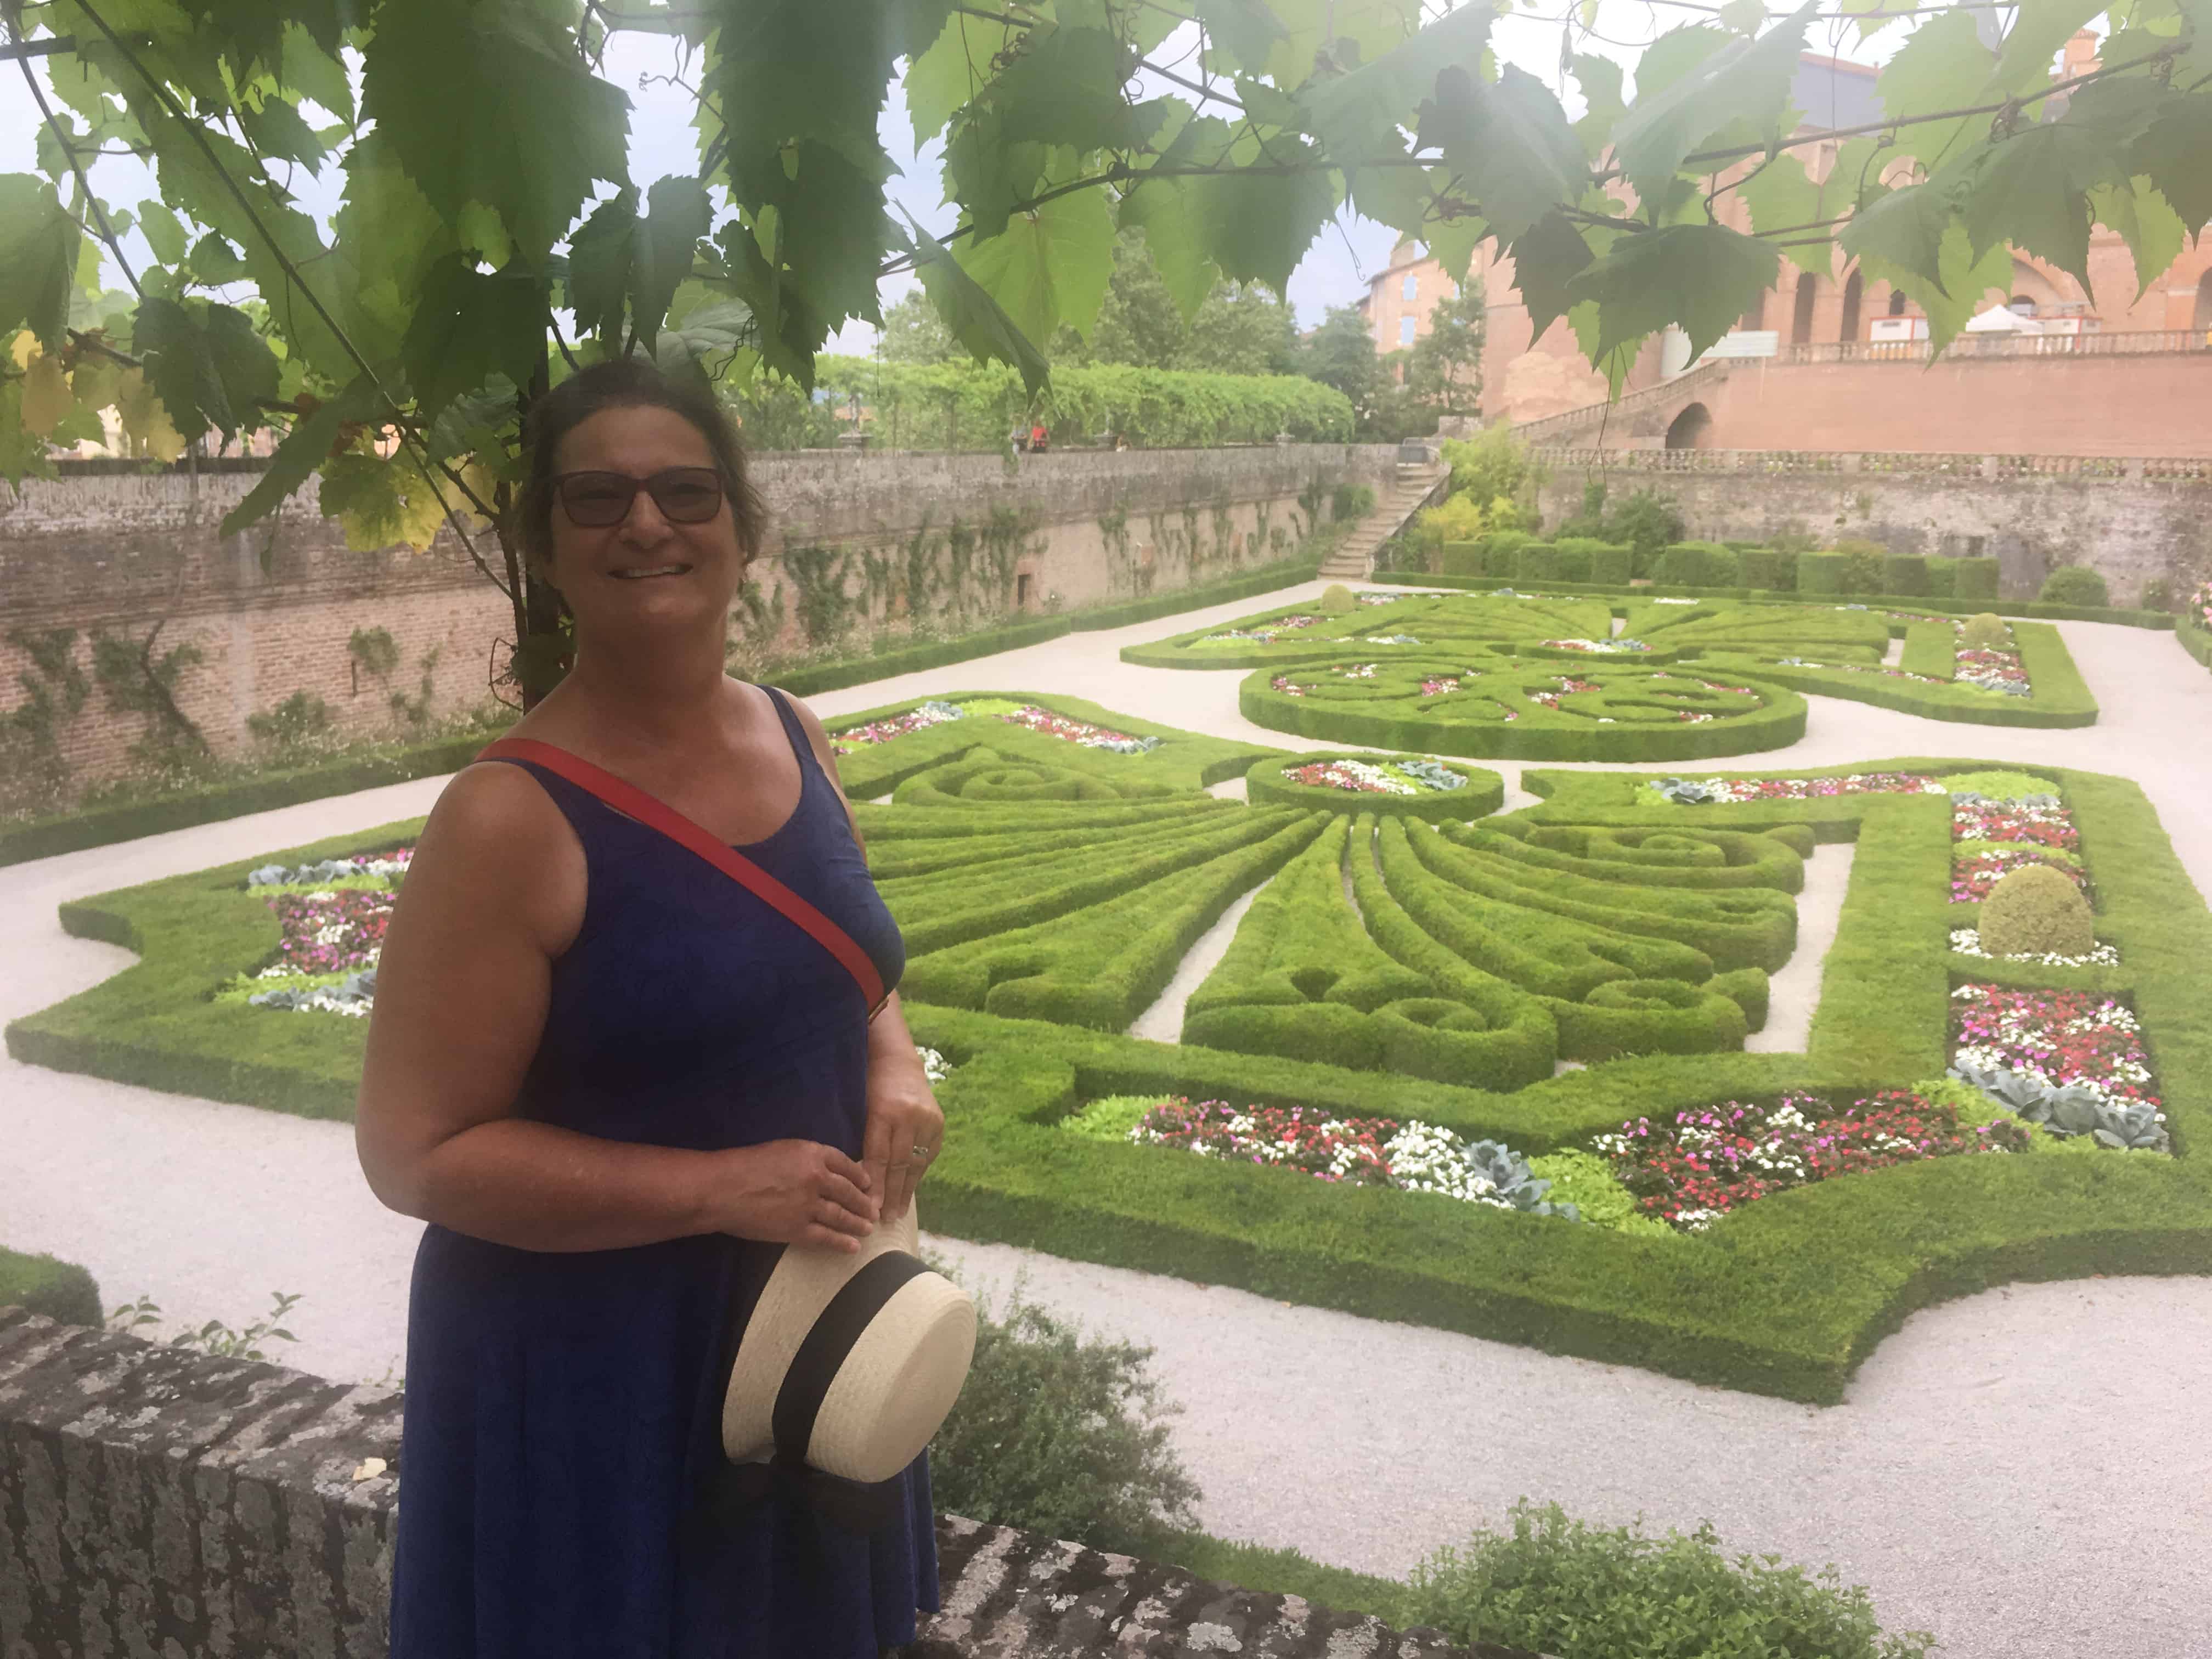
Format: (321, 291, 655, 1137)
(1948, 1061, 2171, 1154)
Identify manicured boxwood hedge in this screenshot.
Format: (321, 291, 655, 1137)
(14, 717, 2207, 1404)
(0, 731, 495, 871)
(1244, 752, 1505, 820)
(0, 1246, 101, 1327)
(775, 615, 1074, 695)
(1065, 558, 1325, 633)
(2180, 619, 2212, 673)
(1367, 570, 2173, 628)
(1239, 661, 1809, 763)
(1688, 622, 2097, 729)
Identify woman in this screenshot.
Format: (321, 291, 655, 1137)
(357, 357, 946, 1658)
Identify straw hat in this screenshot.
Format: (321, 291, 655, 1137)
(720, 1203, 976, 1486)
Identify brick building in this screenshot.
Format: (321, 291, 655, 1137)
(1359, 38, 2212, 443)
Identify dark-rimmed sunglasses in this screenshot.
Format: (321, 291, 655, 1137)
(553, 467, 725, 528)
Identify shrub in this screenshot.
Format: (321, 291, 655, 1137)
(245, 691, 334, 757)
(1882, 553, 1931, 596)
(1960, 612, 2010, 651)
(1588, 541, 1633, 586)
(1797, 550, 1847, 595)
(2039, 565, 2110, 607)
(1411, 493, 1486, 570)
(1319, 583, 1358, 614)
(1924, 555, 1959, 598)
(1482, 529, 1536, 578)
(922, 1267, 1201, 1558)
(1331, 482, 1376, 523)
(1736, 547, 1785, 590)
(1830, 538, 1887, 594)
(2140, 577, 2174, 612)
(1953, 557, 2001, 601)
(1979, 862, 2095, 958)
(1441, 425, 1535, 515)
(1549, 537, 1615, 584)
(1440, 541, 1484, 578)
(1403, 1500, 1934, 1659)
(0, 1245, 101, 1327)
(1514, 542, 1561, 583)
(1659, 541, 1738, 588)
(1606, 490, 1685, 573)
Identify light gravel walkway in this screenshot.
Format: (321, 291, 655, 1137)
(5, 586, 2211, 1658)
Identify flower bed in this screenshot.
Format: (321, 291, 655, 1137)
(1646, 771, 1945, 804)
(1193, 613, 1322, 646)
(1948, 928, 2119, 967)
(1595, 1090, 2028, 1233)
(1285, 757, 1467, 796)
(831, 698, 967, 754)
(1951, 845, 2086, 902)
(1109, 1097, 1576, 1217)
(991, 705, 1160, 753)
(1951, 984, 2160, 1117)
(1527, 675, 1604, 710)
(1541, 637, 1649, 653)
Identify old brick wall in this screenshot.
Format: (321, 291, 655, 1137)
(0, 445, 1394, 794)
(0, 1306, 1538, 1659)
(1532, 453, 2212, 606)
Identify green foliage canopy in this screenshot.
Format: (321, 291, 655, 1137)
(4, 0, 2208, 697)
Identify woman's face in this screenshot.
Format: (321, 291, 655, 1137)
(540, 404, 748, 629)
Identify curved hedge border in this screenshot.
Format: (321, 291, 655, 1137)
(0, 1246, 101, 1327)
(1687, 622, 2097, 729)
(12, 716, 2205, 1404)
(1370, 571, 2178, 630)
(1239, 660, 1808, 763)
(2179, 619, 2212, 674)
(1244, 752, 1505, 821)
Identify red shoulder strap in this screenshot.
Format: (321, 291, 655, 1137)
(473, 736, 888, 1013)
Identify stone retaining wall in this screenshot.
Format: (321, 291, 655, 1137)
(0, 445, 1393, 794)
(1530, 450, 2212, 607)
(0, 1306, 1536, 1659)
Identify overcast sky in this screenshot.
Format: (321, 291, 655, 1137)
(0, 4, 1906, 351)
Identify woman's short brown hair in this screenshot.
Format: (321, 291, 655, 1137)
(517, 357, 767, 573)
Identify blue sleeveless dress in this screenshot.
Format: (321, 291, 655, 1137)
(387, 686, 936, 1658)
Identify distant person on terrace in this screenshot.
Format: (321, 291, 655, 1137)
(356, 356, 946, 1658)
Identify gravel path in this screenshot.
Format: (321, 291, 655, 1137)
(4, 588, 2210, 1658)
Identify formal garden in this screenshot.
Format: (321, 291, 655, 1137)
(12, 640, 2203, 1412)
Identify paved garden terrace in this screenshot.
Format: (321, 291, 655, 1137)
(4, 579, 2210, 1658)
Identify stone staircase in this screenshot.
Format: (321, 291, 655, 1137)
(1317, 461, 1451, 580)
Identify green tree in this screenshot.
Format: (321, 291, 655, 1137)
(875, 289, 957, 365)
(1406, 283, 1485, 417)
(2, 0, 2206, 705)
(1297, 305, 1379, 410)
(1063, 229, 1297, 377)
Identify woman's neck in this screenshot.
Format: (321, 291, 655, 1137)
(547, 630, 735, 753)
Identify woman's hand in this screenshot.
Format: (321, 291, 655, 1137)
(862, 1043, 945, 1223)
(704, 1139, 881, 1254)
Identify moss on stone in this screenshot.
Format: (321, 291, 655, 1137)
(1979, 861, 2095, 957)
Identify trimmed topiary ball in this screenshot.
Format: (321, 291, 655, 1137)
(1319, 583, 1357, 613)
(1979, 862, 2094, 958)
(2038, 565, 2109, 607)
(1960, 612, 2010, 651)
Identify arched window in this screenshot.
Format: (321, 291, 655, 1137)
(1888, 289, 1909, 317)
(2191, 272, 2212, 335)
(1665, 403, 1713, 450)
(1791, 274, 1819, 345)
(1840, 270, 1863, 342)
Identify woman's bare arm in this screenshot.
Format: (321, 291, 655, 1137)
(356, 763, 877, 1254)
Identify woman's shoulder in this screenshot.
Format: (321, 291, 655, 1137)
(417, 753, 589, 958)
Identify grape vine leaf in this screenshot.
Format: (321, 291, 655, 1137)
(115, 365, 187, 462)
(1737, 153, 1831, 276)
(907, 219, 1051, 399)
(400, 256, 549, 427)
(1570, 53, 1627, 161)
(903, 6, 1019, 146)
(219, 373, 381, 537)
(706, 0, 902, 177)
(331, 133, 460, 372)
(18, 349, 74, 438)
(1854, 222, 2011, 354)
(1421, 63, 1585, 246)
(1116, 180, 1220, 325)
(358, 0, 631, 262)
(566, 188, 639, 347)
(1188, 0, 1287, 74)
(1182, 135, 1337, 294)
(1953, 125, 2126, 291)
(0, 176, 84, 349)
(1993, 0, 2106, 94)
(1564, 223, 1780, 362)
(955, 188, 1116, 348)
(1876, 9, 1998, 172)
(134, 295, 280, 441)
(137, 199, 190, 267)
(1611, 2, 1817, 204)
(1836, 174, 1959, 291)
(318, 449, 458, 555)
(1509, 211, 1596, 345)
(987, 24, 1163, 153)
(2087, 175, 2187, 302)
(2124, 90, 2212, 234)
(1299, 2, 1492, 171)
